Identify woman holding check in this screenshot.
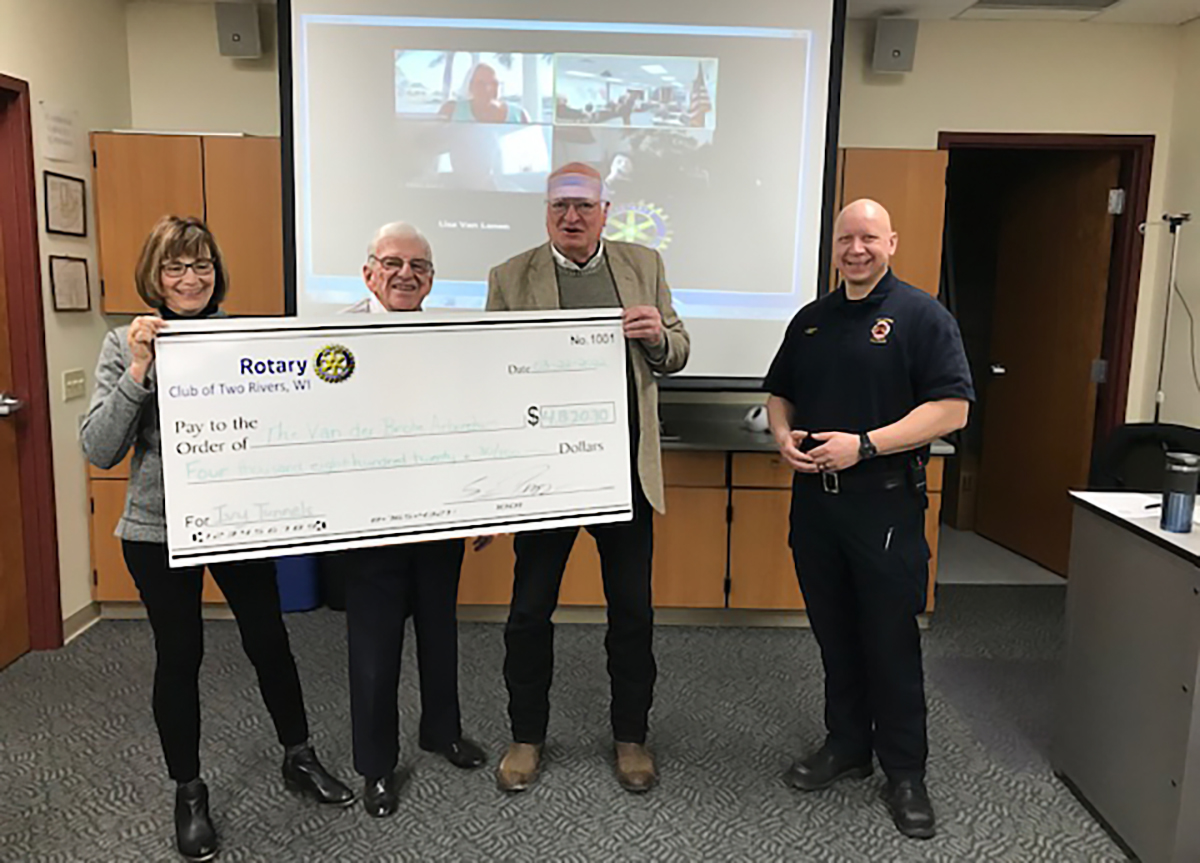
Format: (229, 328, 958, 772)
(81, 216, 353, 862)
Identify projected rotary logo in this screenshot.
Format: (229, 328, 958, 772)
(313, 344, 355, 383)
(603, 201, 672, 251)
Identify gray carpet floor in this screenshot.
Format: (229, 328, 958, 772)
(0, 585, 1125, 862)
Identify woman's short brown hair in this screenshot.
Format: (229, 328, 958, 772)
(134, 215, 229, 310)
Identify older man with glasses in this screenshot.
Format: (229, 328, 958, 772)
(486, 163, 690, 794)
(340, 222, 488, 817)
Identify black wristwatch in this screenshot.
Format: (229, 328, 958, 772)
(858, 432, 878, 461)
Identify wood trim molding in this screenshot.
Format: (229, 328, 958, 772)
(0, 73, 63, 649)
(937, 131, 1155, 446)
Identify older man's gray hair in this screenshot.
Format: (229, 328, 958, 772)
(367, 222, 432, 260)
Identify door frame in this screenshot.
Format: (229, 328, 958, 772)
(937, 131, 1154, 447)
(0, 73, 63, 650)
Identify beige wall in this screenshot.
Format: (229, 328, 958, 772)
(122, 12, 1190, 419)
(842, 19, 1182, 422)
(126, 1, 280, 136)
(0, 0, 132, 621)
(1160, 19, 1200, 427)
(6, 7, 1194, 622)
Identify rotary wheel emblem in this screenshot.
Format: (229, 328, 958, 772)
(604, 201, 672, 251)
(314, 344, 355, 383)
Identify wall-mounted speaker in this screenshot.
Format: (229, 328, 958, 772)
(216, 2, 262, 59)
(872, 18, 919, 74)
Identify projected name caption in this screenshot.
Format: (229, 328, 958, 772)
(155, 311, 633, 567)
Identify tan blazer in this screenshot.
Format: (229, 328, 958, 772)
(486, 241, 689, 513)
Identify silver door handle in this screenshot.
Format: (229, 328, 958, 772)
(990, 364, 1007, 376)
(0, 393, 25, 417)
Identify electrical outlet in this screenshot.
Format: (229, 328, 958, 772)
(63, 369, 86, 402)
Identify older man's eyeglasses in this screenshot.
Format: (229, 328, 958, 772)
(369, 255, 434, 277)
(549, 199, 600, 216)
(161, 259, 215, 277)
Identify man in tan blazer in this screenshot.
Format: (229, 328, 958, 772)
(487, 163, 689, 794)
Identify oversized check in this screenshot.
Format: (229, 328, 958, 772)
(155, 310, 632, 567)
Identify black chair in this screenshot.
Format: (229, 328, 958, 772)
(1089, 423, 1200, 491)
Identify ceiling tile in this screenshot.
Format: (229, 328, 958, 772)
(847, 0, 975, 20)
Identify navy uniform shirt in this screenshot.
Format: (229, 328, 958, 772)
(763, 270, 975, 472)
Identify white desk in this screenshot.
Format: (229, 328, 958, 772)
(1055, 492, 1200, 863)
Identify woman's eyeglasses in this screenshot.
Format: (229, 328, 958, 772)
(162, 259, 215, 278)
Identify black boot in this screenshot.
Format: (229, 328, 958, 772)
(884, 777, 936, 840)
(174, 779, 218, 862)
(282, 744, 356, 807)
(784, 744, 873, 792)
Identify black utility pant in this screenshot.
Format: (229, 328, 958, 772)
(344, 540, 465, 780)
(789, 481, 929, 780)
(504, 483, 656, 745)
(122, 541, 309, 784)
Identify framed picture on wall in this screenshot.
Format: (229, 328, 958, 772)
(44, 171, 86, 237)
(49, 255, 91, 311)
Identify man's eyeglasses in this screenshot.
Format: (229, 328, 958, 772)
(161, 259, 215, 277)
(548, 199, 601, 216)
(369, 255, 434, 277)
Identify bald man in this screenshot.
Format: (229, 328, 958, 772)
(764, 200, 974, 839)
(487, 163, 689, 794)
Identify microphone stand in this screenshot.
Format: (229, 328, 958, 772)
(1153, 213, 1193, 424)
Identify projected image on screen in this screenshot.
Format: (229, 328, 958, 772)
(395, 50, 551, 122)
(553, 54, 718, 131)
(289, 2, 836, 379)
(394, 51, 553, 193)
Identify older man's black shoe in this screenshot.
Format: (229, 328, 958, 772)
(174, 779, 218, 862)
(420, 736, 487, 769)
(363, 773, 402, 818)
(884, 777, 936, 839)
(282, 745, 356, 807)
(785, 745, 873, 792)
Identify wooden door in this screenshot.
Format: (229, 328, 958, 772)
(92, 133, 204, 313)
(839, 148, 949, 295)
(0, 229, 31, 668)
(203, 137, 285, 315)
(975, 151, 1120, 575)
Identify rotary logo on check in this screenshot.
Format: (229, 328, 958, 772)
(313, 344, 355, 383)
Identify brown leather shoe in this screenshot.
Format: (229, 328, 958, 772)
(614, 742, 658, 793)
(496, 743, 542, 793)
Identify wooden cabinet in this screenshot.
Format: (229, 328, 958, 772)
(455, 451, 729, 609)
(90, 133, 283, 315)
(729, 488, 802, 610)
(652, 487, 728, 608)
(727, 453, 944, 613)
(88, 458, 224, 604)
(92, 134, 204, 313)
(837, 148, 949, 296)
(546, 452, 728, 608)
(87, 448, 944, 615)
(458, 534, 515, 605)
(203, 136, 285, 316)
